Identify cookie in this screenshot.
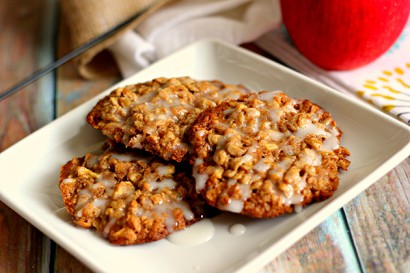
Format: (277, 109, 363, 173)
(59, 140, 208, 245)
(189, 91, 350, 218)
(87, 77, 250, 162)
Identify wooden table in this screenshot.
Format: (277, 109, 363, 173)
(0, 1, 409, 272)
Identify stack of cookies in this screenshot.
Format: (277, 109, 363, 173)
(59, 77, 350, 245)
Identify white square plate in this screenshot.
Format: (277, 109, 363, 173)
(1, 40, 409, 273)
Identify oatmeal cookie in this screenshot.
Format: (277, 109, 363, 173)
(189, 91, 350, 218)
(87, 77, 250, 162)
(59, 140, 208, 245)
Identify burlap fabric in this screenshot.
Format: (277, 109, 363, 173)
(60, 0, 172, 79)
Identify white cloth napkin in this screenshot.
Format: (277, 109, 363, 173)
(256, 21, 410, 124)
(109, 0, 281, 77)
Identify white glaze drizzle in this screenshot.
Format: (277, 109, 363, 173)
(147, 178, 177, 191)
(257, 91, 283, 102)
(166, 219, 215, 246)
(229, 223, 246, 236)
(295, 122, 328, 139)
(110, 152, 147, 162)
(134, 200, 194, 232)
(61, 178, 75, 184)
(193, 158, 209, 191)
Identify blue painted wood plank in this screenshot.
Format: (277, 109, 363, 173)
(259, 209, 361, 273)
(343, 158, 410, 273)
(35, 0, 59, 125)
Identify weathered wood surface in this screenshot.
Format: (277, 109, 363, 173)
(344, 158, 410, 273)
(0, 1, 409, 272)
(0, 1, 55, 273)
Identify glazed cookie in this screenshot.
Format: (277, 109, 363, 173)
(87, 77, 250, 162)
(189, 91, 350, 218)
(59, 141, 207, 245)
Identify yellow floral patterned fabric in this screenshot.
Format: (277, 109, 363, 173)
(357, 64, 410, 122)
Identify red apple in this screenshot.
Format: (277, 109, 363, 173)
(280, 0, 410, 70)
